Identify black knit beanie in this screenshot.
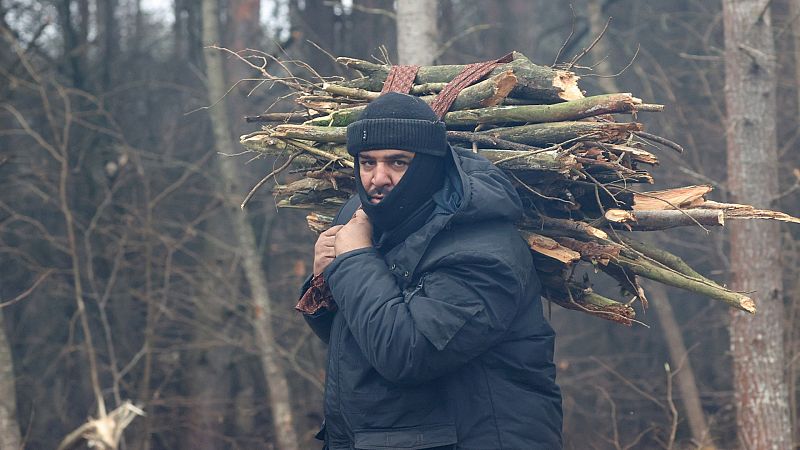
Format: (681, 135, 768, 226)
(347, 93, 449, 234)
(347, 92, 449, 157)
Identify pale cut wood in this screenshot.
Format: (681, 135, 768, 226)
(605, 209, 635, 223)
(521, 232, 581, 263)
(700, 200, 800, 223)
(606, 144, 659, 165)
(632, 185, 713, 210)
(57, 402, 144, 450)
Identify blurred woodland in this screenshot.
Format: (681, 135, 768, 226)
(1, 1, 799, 449)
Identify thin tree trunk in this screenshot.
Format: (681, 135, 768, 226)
(201, 1, 300, 449)
(648, 284, 713, 448)
(792, 0, 800, 123)
(396, 0, 437, 65)
(0, 308, 22, 450)
(585, 0, 620, 94)
(722, 1, 792, 449)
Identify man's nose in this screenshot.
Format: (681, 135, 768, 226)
(372, 164, 392, 186)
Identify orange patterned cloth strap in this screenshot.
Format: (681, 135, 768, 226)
(381, 64, 420, 94)
(429, 52, 514, 119)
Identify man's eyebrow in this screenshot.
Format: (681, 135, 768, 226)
(385, 154, 413, 161)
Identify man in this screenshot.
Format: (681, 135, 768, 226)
(296, 92, 562, 449)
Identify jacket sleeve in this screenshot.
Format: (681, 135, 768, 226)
(323, 246, 527, 385)
(298, 274, 335, 344)
(297, 195, 362, 343)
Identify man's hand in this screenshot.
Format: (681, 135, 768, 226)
(313, 225, 344, 276)
(334, 209, 373, 256)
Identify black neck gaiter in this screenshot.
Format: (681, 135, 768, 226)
(356, 153, 445, 235)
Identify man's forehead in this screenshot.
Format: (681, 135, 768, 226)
(359, 149, 415, 160)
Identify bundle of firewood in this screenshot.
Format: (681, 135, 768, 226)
(239, 51, 798, 325)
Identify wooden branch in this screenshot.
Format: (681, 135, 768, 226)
(613, 253, 756, 313)
(634, 131, 685, 153)
(245, 112, 314, 123)
(478, 149, 578, 172)
(539, 276, 637, 325)
(557, 237, 621, 265)
(521, 232, 581, 263)
(604, 208, 725, 230)
(479, 121, 643, 147)
(307, 212, 335, 233)
(337, 51, 583, 102)
(605, 144, 659, 165)
(57, 401, 144, 450)
(521, 216, 609, 240)
(615, 236, 707, 281)
(599, 263, 648, 308)
(445, 131, 544, 152)
(322, 82, 448, 100)
(272, 125, 347, 143)
(443, 93, 654, 126)
(699, 200, 800, 224)
(309, 70, 518, 127)
(633, 185, 712, 210)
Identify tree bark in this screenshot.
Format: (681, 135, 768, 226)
(396, 0, 437, 65)
(0, 308, 22, 450)
(201, 1, 300, 449)
(604, 209, 725, 230)
(443, 93, 649, 126)
(722, 2, 792, 448)
(480, 121, 642, 147)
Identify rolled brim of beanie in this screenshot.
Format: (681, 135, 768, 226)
(346, 118, 448, 157)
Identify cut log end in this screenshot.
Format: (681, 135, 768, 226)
(554, 71, 584, 101)
(741, 297, 757, 314)
(605, 209, 635, 223)
(633, 185, 713, 211)
(479, 71, 518, 108)
(524, 232, 581, 264)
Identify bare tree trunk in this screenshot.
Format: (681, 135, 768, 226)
(792, 0, 800, 122)
(396, 0, 437, 65)
(201, 1, 300, 449)
(649, 284, 713, 448)
(0, 309, 22, 450)
(96, 0, 118, 90)
(722, 1, 792, 449)
(586, 0, 621, 95)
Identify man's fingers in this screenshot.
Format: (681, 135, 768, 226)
(350, 209, 370, 223)
(322, 225, 344, 236)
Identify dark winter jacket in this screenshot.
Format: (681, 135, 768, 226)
(303, 146, 562, 449)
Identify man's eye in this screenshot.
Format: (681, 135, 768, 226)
(360, 160, 375, 167)
(393, 160, 408, 167)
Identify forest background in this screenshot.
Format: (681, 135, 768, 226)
(1, 0, 799, 449)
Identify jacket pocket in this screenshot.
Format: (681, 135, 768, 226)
(353, 424, 457, 449)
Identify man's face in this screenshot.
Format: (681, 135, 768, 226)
(358, 149, 415, 204)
